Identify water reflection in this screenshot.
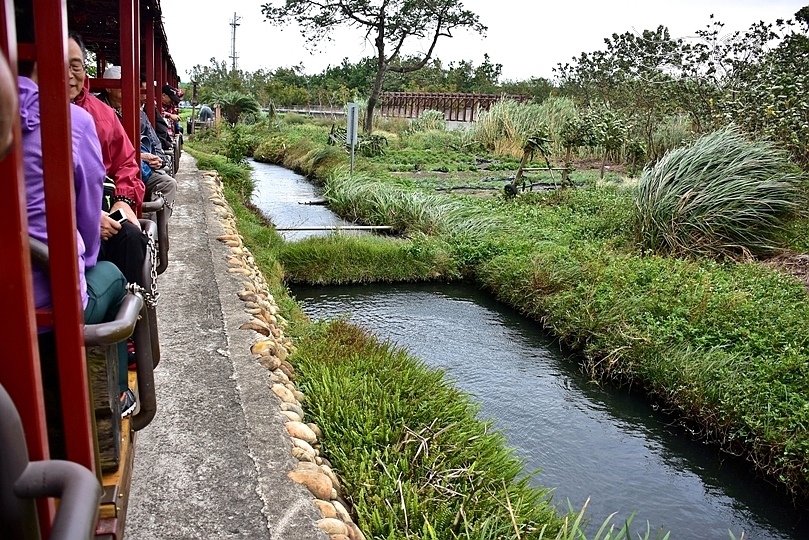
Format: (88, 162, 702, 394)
(294, 282, 808, 539)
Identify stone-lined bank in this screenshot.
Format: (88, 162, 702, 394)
(205, 170, 368, 540)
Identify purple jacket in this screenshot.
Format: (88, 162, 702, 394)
(20, 76, 105, 310)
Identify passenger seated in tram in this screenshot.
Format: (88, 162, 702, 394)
(66, 32, 149, 290)
(148, 84, 174, 153)
(17, 60, 137, 420)
(100, 65, 177, 217)
(161, 84, 183, 138)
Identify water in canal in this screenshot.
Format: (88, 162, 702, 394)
(249, 159, 359, 242)
(251, 161, 809, 539)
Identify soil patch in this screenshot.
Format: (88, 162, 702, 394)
(762, 252, 809, 291)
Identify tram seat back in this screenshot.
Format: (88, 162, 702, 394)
(141, 195, 169, 275)
(0, 383, 101, 540)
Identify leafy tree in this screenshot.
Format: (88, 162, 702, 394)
(189, 58, 248, 104)
(554, 7, 809, 165)
(261, 0, 486, 132)
(500, 77, 555, 101)
(313, 57, 378, 96)
(715, 11, 809, 164)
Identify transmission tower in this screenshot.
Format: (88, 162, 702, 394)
(229, 12, 241, 72)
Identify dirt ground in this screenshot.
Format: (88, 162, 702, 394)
(762, 253, 809, 291)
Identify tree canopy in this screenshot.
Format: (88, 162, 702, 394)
(261, 0, 486, 131)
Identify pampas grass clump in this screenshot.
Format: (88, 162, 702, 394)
(634, 125, 807, 258)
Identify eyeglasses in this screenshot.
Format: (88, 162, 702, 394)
(68, 61, 85, 75)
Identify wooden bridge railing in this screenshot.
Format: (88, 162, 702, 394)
(378, 92, 532, 122)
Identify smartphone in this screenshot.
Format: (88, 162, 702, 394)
(109, 208, 127, 224)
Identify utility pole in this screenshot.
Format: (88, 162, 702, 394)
(229, 12, 241, 73)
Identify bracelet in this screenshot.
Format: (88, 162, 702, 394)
(111, 195, 137, 208)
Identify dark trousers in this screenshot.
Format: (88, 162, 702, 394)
(85, 261, 129, 393)
(38, 261, 129, 458)
(100, 221, 148, 288)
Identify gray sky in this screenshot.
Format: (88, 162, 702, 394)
(162, 0, 806, 82)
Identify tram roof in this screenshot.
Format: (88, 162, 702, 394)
(67, 0, 177, 79)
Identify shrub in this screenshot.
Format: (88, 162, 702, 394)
(634, 125, 808, 258)
(407, 109, 446, 132)
(193, 152, 254, 198)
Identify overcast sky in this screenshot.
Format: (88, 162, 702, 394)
(161, 0, 807, 82)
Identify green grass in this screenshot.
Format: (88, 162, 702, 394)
(292, 320, 565, 539)
(243, 119, 809, 500)
(279, 233, 461, 284)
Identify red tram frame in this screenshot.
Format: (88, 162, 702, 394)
(0, 0, 177, 537)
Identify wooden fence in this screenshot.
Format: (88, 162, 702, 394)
(378, 92, 531, 122)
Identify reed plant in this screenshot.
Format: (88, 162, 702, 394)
(634, 125, 808, 259)
(324, 168, 510, 238)
(279, 234, 460, 284)
(408, 109, 447, 132)
(473, 98, 578, 159)
(646, 114, 693, 162)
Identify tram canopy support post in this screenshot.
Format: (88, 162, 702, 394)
(34, 0, 96, 475)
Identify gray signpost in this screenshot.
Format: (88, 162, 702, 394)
(346, 102, 359, 175)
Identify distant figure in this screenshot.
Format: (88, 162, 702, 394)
(198, 103, 213, 126)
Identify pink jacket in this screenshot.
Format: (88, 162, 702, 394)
(73, 77, 143, 211)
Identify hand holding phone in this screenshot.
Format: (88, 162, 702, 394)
(108, 208, 127, 224)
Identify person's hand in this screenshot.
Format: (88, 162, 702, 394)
(110, 200, 139, 226)
(141, 152, 162, 169)
(100, 212, 122, 240)
(169, 113, 180, 122)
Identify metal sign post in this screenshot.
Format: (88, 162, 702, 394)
(346, 102, 359, 175)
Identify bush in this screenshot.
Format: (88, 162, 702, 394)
(634, 125, 808, 258)
(193, 151, 254, 198)
(407, 109, 446, 132)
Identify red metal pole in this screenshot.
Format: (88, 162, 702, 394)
(34, 0, 95, 473)
(144, 18, 155, 126)
(0, 0, 51, 465)
(119, 0, 138, 148)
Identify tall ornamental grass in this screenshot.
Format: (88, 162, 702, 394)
(634, 125, 807, 259)
(473, 98, 578, 158)
(324, 168, 509, 237)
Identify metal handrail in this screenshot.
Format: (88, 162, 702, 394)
(83, 293, 143, 346)
(130, 303, 156, 431)
(141, 194, 169, 276)
(138, 219, 161, 367)
(1, 383, 101, 540)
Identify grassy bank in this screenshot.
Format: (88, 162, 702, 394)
(187, 146, 589, 538)
(189, 118, 809, 501)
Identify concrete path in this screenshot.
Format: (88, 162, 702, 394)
(127, 153, 327, 540)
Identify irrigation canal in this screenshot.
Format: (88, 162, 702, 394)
(250, 161, 809, 539)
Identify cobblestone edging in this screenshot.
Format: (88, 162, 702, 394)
(202, 171, 367, 540)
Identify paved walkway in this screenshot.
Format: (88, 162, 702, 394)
(127, 153, 327, 540)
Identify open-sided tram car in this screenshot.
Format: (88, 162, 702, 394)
(0, 0, 179, 538)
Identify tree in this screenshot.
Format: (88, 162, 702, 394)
(261, 0, 486, 132)
(213, 91, 262, 125)
(189, 58, 246, 104)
